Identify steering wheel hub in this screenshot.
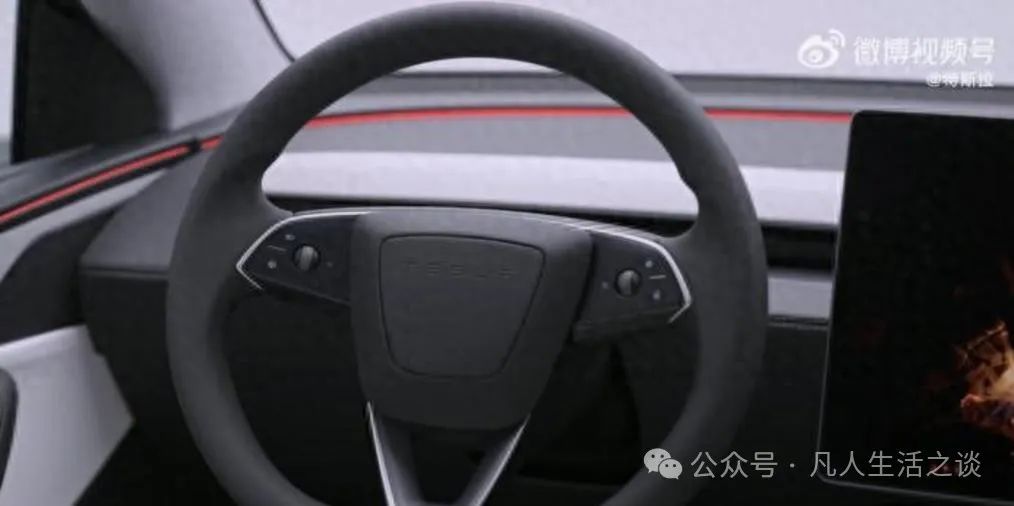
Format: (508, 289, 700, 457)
(349, 209, 590, 429)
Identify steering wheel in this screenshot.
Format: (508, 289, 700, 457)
(166, 3, 766, 505)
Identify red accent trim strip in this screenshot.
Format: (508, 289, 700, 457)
(300, 106, 852, 130)
(305, 106, 629, 128)
(200, 137, 222, 151)
(705, 107, 853, 123)
(0, 145, 192, 227)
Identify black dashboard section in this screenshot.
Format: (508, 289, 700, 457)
(76, 426, 227, 506)
(80, 271, 232, 505)
(0, 210, 110, 343)
(80, 151, 210, 275)
(693, 322, 924, 506)
(81, 264, 921, 505)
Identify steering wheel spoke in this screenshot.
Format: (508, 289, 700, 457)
(367, 404, 527, 506)
(570, 224, 692, 344)
(237, 210, 365, 306)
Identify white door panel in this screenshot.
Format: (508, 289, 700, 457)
(0, 326, 131, 506)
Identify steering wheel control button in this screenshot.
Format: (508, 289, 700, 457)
(572, 228, 689, 343)
(238, 212, 363, 303)
(615, 269, 642, 296)
(292, 245, 320, 272)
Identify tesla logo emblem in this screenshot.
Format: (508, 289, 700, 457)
(403, 258, 516, 280)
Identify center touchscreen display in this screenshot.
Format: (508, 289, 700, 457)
(821, 112, 1014, 503)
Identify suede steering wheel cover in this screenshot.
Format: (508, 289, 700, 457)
(166, 4, 766, 505)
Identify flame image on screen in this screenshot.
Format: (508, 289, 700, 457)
(957, 320, 1014, 440)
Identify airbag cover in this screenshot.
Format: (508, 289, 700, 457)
(380, 235, 543, 377)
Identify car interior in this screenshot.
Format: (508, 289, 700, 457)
(1, 1, 1013, 505)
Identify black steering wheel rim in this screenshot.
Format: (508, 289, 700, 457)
(166, 3, 767, 505)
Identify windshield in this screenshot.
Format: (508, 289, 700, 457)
(259, 0, 1012, 87)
